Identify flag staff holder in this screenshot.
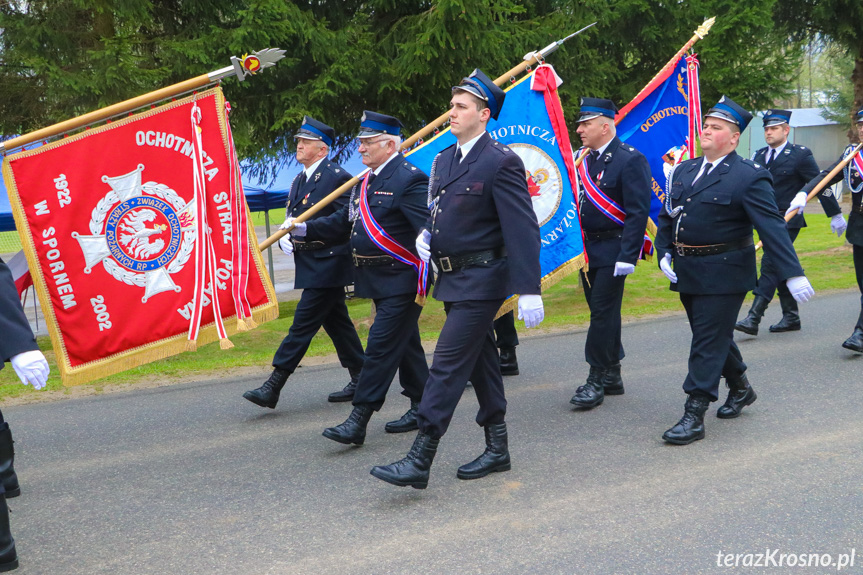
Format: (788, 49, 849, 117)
(258, 23, 598, 252)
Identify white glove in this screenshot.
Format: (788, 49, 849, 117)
(415, 229, 431, 264)
(787, 275, 814, 303)
(10, 350, 49, 390)
(277, 234, 294, 256)
(785, 191, 808, 217)
(517, 294, 545, 329)
(613, 261, 635, 277)
(659, 253, 677, 283)
(280, 217, 306, 237)
(830, 214, 848, 238)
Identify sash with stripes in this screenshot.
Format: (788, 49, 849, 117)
(846, 147, 863, 194)
(575, 149, 653, 259)
(357, 171, 430, 304)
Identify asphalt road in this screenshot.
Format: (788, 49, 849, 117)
(5, 290, 863, 575)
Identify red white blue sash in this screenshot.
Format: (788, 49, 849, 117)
(575, 149, 653, 259)
(358, 171, 429, 304)
(850, 150, 863, 193)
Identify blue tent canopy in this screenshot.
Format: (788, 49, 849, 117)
(1, 151, 366, 232)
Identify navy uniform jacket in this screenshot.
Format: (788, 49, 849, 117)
(752, 143, 841, 229)
(801, 144, 863, 247)
(579, 137, 651, 267)
(304, 153, 430, 299)
(656, 151, 804, 294)
(427, 132, 541, 301)
(1, 257, 38, 368)
(287, 160, 354, 289)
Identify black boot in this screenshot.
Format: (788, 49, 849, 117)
(769, 291, 801, 332)
(322, 405, 374, 446)
(735, 295, 769, 336)
(0, 426, 20, 499)
(328, 367, 361, 403)
(662, 394, 710, 445)
(370, 432, 439, 489)
(716, 373, 757, 419)
(570, 366, 604, 408)
(841, 310, 863, 353)
(0, 495, 17, 572)
(384, 400, 420, 434)
(457, 423, 511, 480)
(242, 368, 289, 409)
(499, 347, 519, 376)
(601, 363, 624, 396)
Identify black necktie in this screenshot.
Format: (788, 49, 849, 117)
(450, 147, 462, 176)
(698, 162, 713, 182)
(588, 150, 599, 172)
(767, 149, 776, 164)
(297, 172, 307, 188)
(365, 172, 375, 188)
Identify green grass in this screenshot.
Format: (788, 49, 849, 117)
(2, 215, 858, 399)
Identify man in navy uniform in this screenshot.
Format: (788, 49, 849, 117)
(569, 97, 651, 410)
(735, 109, 845, 335)
(370, 69, 543, 489)
(1, 256, 52, 571)
(242, 117, 365, 409)
(288, 111, 430, 445)
(798, 107, 863, 352)
(656, 96, 815, 445)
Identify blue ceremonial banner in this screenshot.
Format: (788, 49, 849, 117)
(616, 56, 692, 235)
(406, 65, 584, 310)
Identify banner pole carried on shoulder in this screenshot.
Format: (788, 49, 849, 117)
(258, 23, 598, 252)
(0, 49, 286, 154)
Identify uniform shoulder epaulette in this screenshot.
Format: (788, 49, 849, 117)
(489, 139, 515, 156)
(322, 161, 345, 176)
(740, 158, 763, 171)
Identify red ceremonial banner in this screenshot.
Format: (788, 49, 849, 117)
(2, 88, 278, 385)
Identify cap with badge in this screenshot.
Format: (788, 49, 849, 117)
(357, 111, 404, 138)
(856, 106, 863, 124)
(294, 116, 335, 148)
(452, 68, 506, 120)
(576, 97, 618, 123)
(705, 96, 753, 132)
(762, 108, 791, 128)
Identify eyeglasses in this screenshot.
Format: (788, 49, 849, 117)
(359, 137, 387, 147)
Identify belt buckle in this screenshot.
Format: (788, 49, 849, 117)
(439, 256, 453, 273)
(352, 253, 359, 266)
(675, 244, 685, 257)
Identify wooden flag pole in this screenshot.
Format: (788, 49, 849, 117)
(0, 49, 286, 154)
(756, 142, 863, 251)
(258, 24, 599, 252)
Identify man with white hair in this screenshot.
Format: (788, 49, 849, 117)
(291, 111, 431, 445)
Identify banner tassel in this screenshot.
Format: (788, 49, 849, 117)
(236, 318, 249, 331)
(414, 294, 426, 307)
(220, 338, 235, 350)
(185, 340, 198, 352)
(243, 317, 258, 329)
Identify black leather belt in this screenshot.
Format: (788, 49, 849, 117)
(674, 236, 754, 257)
(852, 204, 863, 215)
(293, 240, 331, 252)
(584, 229, 623, 241)
(435, 247, 506, 273)
(352, 253, 394, 266)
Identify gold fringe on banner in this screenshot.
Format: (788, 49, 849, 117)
(494, 253, 586, 320)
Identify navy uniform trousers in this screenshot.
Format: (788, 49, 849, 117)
(351, 293, 427, 410)
(493, 310, 518, 349)
(581, 266, 626, 368)
(271, 287, 365, 374)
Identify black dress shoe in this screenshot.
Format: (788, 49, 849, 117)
(570, 366, 604, 408)
(716, 374, 757, 419)
(841, 327, 863, 353)
(601, 364, 624, 396)
(0, 425, 20, 499)
(499, 347, 519, 376)
(242, 368, 290, 409)
(662, 394, 710, 445)
(384, 400, 419, 433)
(370, 432, 439, 489)
(457, 423, 511, 480)
(328, 367, 361, 403)
(735, 295, 769, 336)
(0, 495, 17, 573)
(322, 405, 374, 445)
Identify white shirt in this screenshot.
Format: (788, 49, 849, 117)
(455, 132, 485, 163)
(303, 157, 325, 180)
(765, 140, 788, 163)
(694, 155, 728, 182)
(373, 151, 400, 176)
